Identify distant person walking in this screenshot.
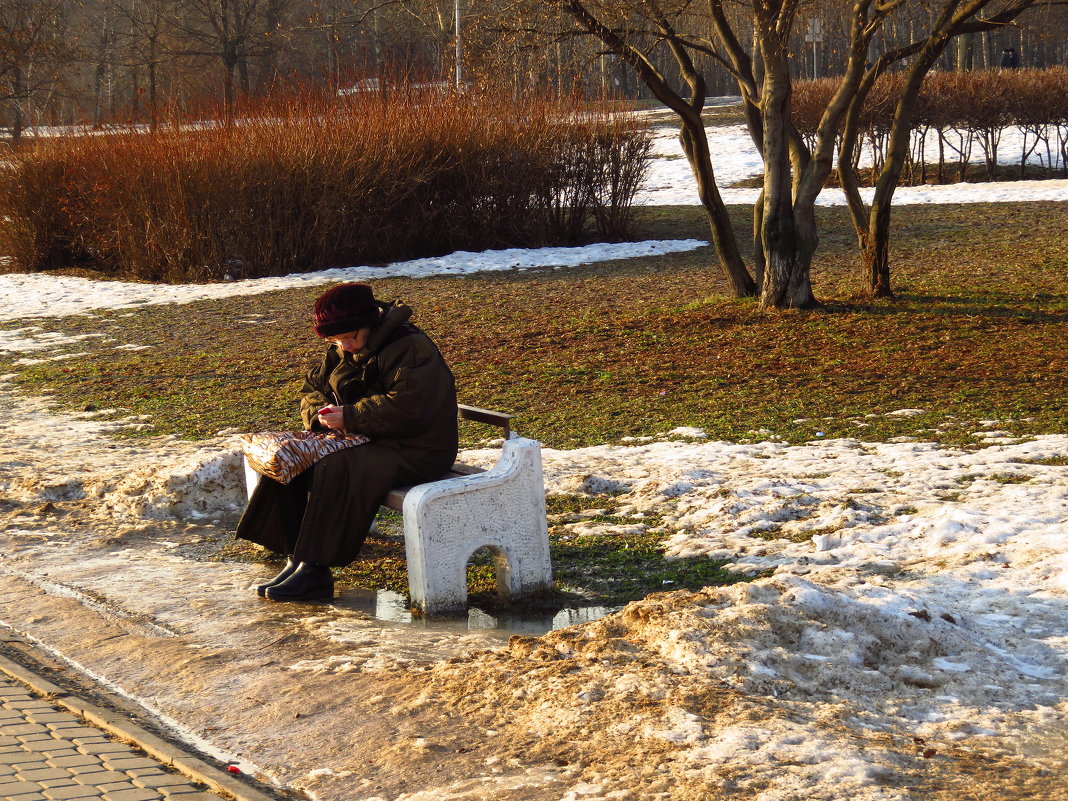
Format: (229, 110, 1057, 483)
(1000, 47, 1020, 69)
(236, 283, 459, 601)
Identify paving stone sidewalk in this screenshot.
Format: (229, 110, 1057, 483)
(0, 674, 228, 801)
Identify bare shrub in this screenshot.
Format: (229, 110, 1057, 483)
(791, 66, 1068, 186)
(0, 90, 650, 280)
(789, 77, 837, 152)
(0, 152, 77, 271)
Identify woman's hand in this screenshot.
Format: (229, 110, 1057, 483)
(316, 405, 347, 432)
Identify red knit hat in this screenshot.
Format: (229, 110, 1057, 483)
(312, 283, 380, 338)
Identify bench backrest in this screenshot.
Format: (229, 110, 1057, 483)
(458, 403, 513, 439)
(382, 406, 513, 511)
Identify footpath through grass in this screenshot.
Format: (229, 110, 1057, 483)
(2, 201, 1065, 608)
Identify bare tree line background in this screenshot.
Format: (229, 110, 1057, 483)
(3, 0, 1067, 142)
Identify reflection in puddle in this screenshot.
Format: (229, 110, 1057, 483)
(336, 587, 616, 636)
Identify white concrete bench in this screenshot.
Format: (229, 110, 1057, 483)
(243, 404, 552, 614)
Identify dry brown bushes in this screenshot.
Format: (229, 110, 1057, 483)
(792, 67, 1068, 184)
(0, 90, 651, 281)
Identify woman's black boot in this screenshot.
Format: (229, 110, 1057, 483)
(264, 562, 334, 601)
(255, 559, 298, 598)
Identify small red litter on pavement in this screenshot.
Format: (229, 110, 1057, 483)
(227, 765, 242, 774)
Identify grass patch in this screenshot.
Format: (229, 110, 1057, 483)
(5, 201, 1065, 449)
(988, 473, 1033, 485)
(2, 201, 1065, 606)
(217, 496, 742, 609)
(548, 528, 740, 602)
(1010, 456, 1068, 466)
(537, 493, 745, 604)
(955, 473, 1032, 486)
(750, 524, 848, 544)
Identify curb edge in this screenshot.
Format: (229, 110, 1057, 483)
(0, 645, 285, 801)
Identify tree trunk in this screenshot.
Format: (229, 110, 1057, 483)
(679, 121, 756, 297)
(760, 199, 817, 308)
(223, 56, 237, 116)
(11, 66, 25, 148)
(860, 35, 947, 297)
(757, 22, 815, 309)
(257, 0, 286, 95)
(862, 201, 893, 298)
(93, 58, 106, 126)
(131, 69, 141, 121)
(752, 192, 765, 289)
(148, 58, 158, 129)
(239, 57, 251, 96)
(147, 28, 160, 129)
(325, 28, 339, 92)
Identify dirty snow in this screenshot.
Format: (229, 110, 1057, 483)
(0, 105, 1065, 801)
(469, 430, 1068, 742)
(2, 368, 1065, 799)
(0, 240, 706, 322)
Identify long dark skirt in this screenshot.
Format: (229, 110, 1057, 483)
(235, 442, 454, 567)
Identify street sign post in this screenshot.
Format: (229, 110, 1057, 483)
(805, 19, 824, 78)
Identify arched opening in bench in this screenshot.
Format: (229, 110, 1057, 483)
(465, 544, 514, 602)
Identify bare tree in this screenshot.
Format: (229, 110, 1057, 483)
(534, 0, 1046, 308)
(296, 1, 429, 90)
(0, 0, 74, 143)
(839, 0, 1048, 296)
(111, 0, 180, 126)
(174, 0, 293, 111)
(86, 1, 118, 125)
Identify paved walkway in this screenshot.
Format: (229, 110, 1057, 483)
(0, 640, 285, 801)
(0, 674, 225, 801)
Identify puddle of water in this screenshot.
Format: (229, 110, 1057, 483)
(335, 587, 617, 636)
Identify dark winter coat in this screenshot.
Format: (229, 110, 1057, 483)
(235, 301, 458, 566)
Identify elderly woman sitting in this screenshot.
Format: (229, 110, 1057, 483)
(235, 282, 458, 601)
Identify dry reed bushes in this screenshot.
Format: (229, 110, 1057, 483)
(792, 67, 1068, 184)
(0, 90, 651, 281)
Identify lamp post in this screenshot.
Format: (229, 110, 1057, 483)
(454, 0, 462, 90)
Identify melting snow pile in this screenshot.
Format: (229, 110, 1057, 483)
(0, 381, 247, 523)
(643, 576, 1064, 731)
(100, 445, 245, 521)
(418, 568, 1064, 801)
(624, 578, 1065, 797)
(427, 421, 1068, 797)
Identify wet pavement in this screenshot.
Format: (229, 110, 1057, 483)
(0, 645, 284, 801)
